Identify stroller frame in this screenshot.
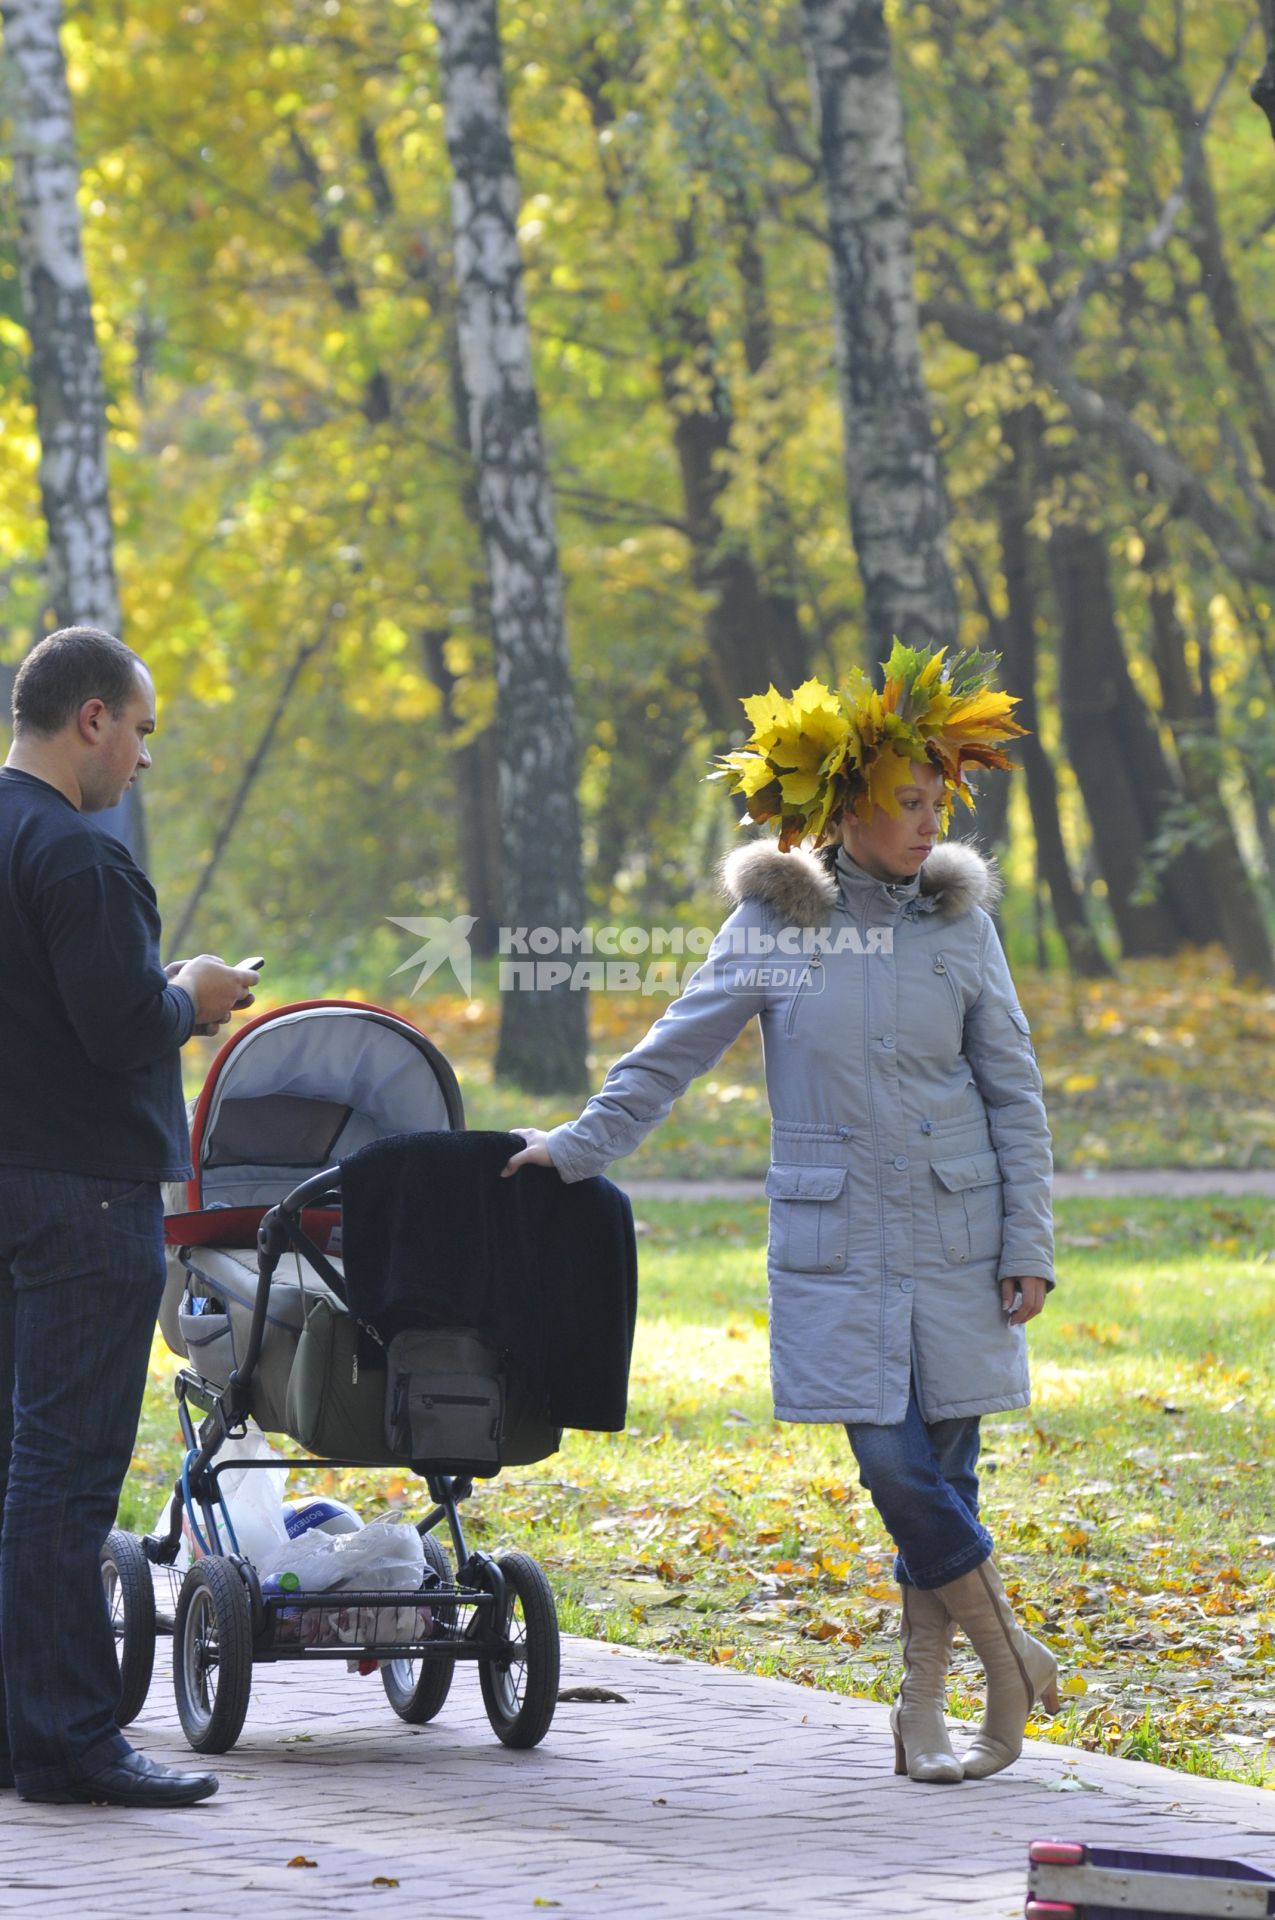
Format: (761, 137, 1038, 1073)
(140, 1162, 560, 1751)
(108, 1002, 560, 1755)
(158, 1166, 514, 1651)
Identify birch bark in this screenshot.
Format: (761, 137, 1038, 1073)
(799, 0, 958, 658)
(433, 0, 587, 1093)
(1, 0, 140, 854)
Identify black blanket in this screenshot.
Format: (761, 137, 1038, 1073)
(339, 1131, 638, 1432)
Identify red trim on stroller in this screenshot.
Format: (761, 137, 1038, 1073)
(164, 1206, 341, 1250)
(183, 998, 424, 1213)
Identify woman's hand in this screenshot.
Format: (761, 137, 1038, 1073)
(502, 1128, 554, 1176)
(1002, 1276, 1048, 1325)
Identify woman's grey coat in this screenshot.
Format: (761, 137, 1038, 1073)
(547, 842, 1054, 1426)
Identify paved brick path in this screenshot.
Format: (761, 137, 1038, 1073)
(3, 1636, 1271, 1917)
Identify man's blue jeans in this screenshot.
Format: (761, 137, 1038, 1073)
(846, 1382, 994, 1590)
(0, 1167, 166, 1793)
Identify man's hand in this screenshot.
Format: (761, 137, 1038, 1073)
(1001, 1276, 1048, 1325)
(169, 955, 260, 1036)
(502, 1128, 554, 1176)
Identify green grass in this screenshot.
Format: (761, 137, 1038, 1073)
(127, 1195, 1275, 1785)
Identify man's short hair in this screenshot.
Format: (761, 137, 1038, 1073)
(11, 628, 144, 736)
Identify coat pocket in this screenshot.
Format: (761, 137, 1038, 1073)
(931, 1150, 1003, 1266)
(764, 1164, 850, 1273)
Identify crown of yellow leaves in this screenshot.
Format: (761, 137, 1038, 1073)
(709, 642, 1027, 852)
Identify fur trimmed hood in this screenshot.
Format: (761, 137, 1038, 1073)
(719, 839, 1001, 924)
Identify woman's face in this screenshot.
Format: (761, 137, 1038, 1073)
(839, 762, 945, 883)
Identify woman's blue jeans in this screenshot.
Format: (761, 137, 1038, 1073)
(845, 1382, 993, 1590)
(0, 1167, 166, 1794)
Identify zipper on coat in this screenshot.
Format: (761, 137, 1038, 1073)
(933, 954, 964, 1033)
(783, 955, 823, 1038)
(860, 905, 890, 1425)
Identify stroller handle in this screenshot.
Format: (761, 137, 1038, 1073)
(229, 1166, 344, 1413)
(278, 1165, 343, 1215)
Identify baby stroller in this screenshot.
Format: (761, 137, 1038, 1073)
(104, 1000, 562, 1754)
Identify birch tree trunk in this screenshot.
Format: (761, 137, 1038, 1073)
(433, 0, 587, 1093)
(0, 0, 140, 857)
(799, 0, 959, 659)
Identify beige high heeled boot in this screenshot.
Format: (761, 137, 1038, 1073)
(889, 1583, 963, 1783)
(936, 1559, 1059, 1779)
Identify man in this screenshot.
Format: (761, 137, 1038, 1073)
(0, 627, 258, 1808)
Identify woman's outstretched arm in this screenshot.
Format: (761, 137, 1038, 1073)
(504, 902, 770, 1181)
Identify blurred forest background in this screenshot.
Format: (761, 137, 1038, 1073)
(2, 0, 1274, 1109)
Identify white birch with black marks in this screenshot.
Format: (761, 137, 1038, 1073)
(433, 0, 587, 1093)
(799, 0, 959, 658)
(1, 0, 140, 853)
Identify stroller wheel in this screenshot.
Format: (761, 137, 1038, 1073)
(477, 1551, 559, 1750)
(382, 1531, 456, 1724)
(101, 1529, 157, 1728)
(173, 1557, 254, 1754)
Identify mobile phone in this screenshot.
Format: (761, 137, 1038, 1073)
(232, 956, 263, 1012)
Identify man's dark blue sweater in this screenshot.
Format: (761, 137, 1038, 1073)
(0, 768, 194, 1181)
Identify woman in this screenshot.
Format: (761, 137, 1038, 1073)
(506, 644, 1058, 1784)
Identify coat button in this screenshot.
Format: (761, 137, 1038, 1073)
(837, 1126, 851, 1140)
(893, 1155, 909, 1170)
(919, 1120, 933, 1136)
(881, 1034, 896, 1050)
(900, 1279, 915, 1294)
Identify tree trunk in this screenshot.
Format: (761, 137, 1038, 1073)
(357, 120, 506, 946)
(660, 217, 809, 732)
(165, 626, 329, 961)
(1243, 749, 1275, 879)
(1142, 541, 1275, 984)
(980, 419, 1113, 977)
(1180, 145, 1275, 494)
(730, 196, 813, 695)
(1253, 0, 1275, 140)
(1049, 522, 1189, 957)
(573, 46, 812, 737)
(1107, 3, 1275, 491)
(433, 0, 588, 1094)
(420, 625, 502, 958)
(799, 0, 959, 658)
(1, 0, 142, 856)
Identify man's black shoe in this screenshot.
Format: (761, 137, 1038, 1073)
(19, 1750, 218, 1808)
